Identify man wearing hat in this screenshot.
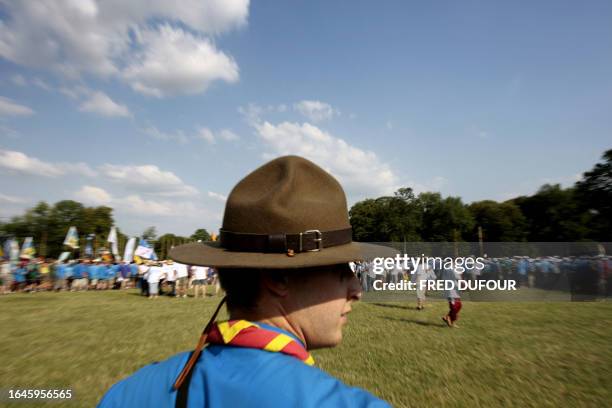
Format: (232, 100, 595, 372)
(98, 156, 391, 407)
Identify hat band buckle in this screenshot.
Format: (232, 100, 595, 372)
(300, 230, 322, 252)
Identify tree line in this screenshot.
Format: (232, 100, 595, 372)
(0, 200, 213, 259)
(349, 149, 611, 243)
(1, 149, 610, 257)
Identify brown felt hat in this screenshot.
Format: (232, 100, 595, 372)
(169, 155, 396, 268)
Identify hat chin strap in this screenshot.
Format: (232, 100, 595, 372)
(173, 296, 227, 391)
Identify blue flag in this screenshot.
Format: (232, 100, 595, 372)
(134, 238, 154, 260)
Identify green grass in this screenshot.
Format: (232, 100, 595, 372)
(0, 290, 610, 407)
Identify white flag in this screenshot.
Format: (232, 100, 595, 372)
(20, 237, 35, 259)
(58, 251, 71, 262)
(107, 227, 119, 256)
(123, 237, 136, 263)
(63, 226, 79, 249)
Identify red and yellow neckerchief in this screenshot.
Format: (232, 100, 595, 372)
(207, 320, 315, 366)
(173, 297, 314, 391)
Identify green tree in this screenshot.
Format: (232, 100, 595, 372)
(1, 200, 115, 258)
(142, 226, 157, 241)
(575, 149, 612, 241)
(468, 200, 527, 241)
(155, 233, 191, 259)
(511, 184, 591, 241)
(418, 193, 474, 241)
(190, 228, 211, 242)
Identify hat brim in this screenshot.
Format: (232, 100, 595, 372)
(169, 241, 398, 269)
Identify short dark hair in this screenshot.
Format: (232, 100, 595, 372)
(217, 269, 265, 312)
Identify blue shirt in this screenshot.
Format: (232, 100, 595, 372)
(97, 265, 108, 280)
(88, 265, 98, 280)
(73, 264, 85, 279)
(14, 267, 26, 282)
(98, 324, 388, 407)
(109, 264, 120, 279)
(55, 264, 66, 279)
(120, 264, 131, 278)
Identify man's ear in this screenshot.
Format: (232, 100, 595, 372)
(260, 270, 289, 297)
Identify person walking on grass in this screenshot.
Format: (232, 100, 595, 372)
(98, 155, 393, 407)
(441, 266, 462, 328)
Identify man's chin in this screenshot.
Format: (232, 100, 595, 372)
(307, 332, 343, 350)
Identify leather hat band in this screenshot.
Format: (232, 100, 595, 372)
(220, 227, 353, 254)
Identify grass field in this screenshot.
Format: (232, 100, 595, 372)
(0, 290, 610, 407)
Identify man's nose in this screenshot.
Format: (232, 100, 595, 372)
(348, 274, 362, 301)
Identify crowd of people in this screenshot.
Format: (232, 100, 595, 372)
(0, 257, 221, 298)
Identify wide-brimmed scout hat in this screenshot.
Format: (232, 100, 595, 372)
(170, 155, 396, 269)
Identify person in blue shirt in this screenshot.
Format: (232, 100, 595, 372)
(88, 262, 99, 289)
(13, 263, 27, 292)
(53, 262, 66, 291)
(129, 262, 139, 289)
(109, 263, 120, 289)
(72, 260, 87, 291)
(97, 263, 108, 289)
(64, 262, 75, 291)
(98, 156, 391, 407)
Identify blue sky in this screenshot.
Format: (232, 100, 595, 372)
(0, 0, 611, 237)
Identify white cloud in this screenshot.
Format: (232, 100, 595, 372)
(9, 74, 51, 91)
(197, 127, 215, 144)
(75, 185, 112, 205)
(0, 124, 19, 139)
(294, 100, 336, 122)
(32, 77, 52, 91)
(0, 1, 248, 96)
(238, 103, 265, 125)
(73, 186, 186, 216)
(386, 121, 393, 130)
(59, 85, 90, 100)
(142, 126, 189, 144)
(196, 127, 238, 143)
(0, 193, 27, 204)
(58, 162, 98, 177)
(219, 129, 239, 141)
(254, 121, 398, 196)
(238, 103, 291, 125)
(99, 164, 198, 196)
(11, 74, 26, 86)
(0, 148, 97, 179)
(0, 148, 63, 177)
(78, 91, 131, 117)
(208, 191, 227, 201)
(0, 96, 35, 116)
(119, 195, 176, 216)
(124, 25, 239, 97)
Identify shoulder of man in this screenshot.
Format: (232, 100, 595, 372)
(97, 352, 189, 407)
(98, 347, 389, 408)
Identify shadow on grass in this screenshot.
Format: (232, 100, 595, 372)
(382, 316, 444, 328)
(370, 302, 415, 311)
